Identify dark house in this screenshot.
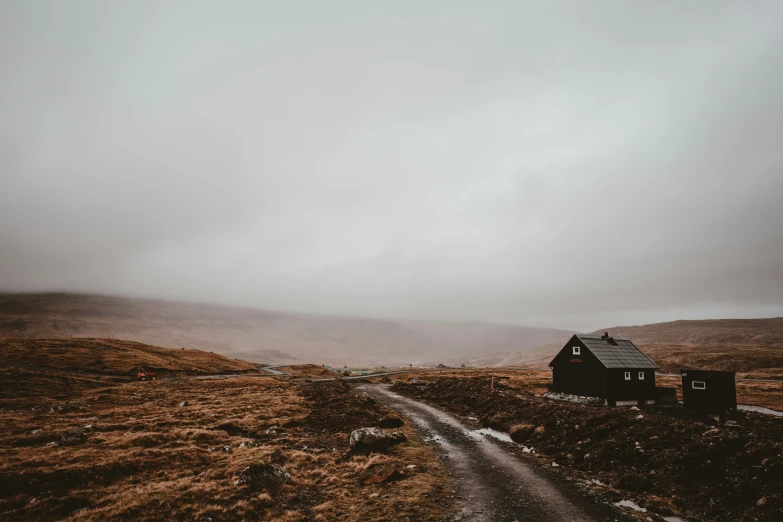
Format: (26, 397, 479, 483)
(549, 332, 658, 406)
(680, 369, 737, 415)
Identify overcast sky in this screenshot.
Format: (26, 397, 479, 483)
(2, 1, 782, 330)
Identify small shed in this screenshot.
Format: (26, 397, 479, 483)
(549, 332, 659, 406)
(680, 369, 736, 415)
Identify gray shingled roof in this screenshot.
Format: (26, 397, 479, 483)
(576, 334, 659, 369)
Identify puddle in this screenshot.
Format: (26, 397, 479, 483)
(738, 405, 783, 417)
(464, 428, 536, 452)
(614, 500, 647, 512)
(466, 428, 513, 443)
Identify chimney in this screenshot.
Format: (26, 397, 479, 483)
(602, 331, 609, 339)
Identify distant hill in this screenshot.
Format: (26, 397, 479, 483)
(0, 293, 572, 366)
(589, 319, 783, 378)
(0, 337, 261, 376)
(456, 318, 783, 379)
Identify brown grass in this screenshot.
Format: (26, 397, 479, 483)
(276, 365, 342, 378)
(0, 338, 261, 376)
(369, 369, 783, 410)
(0, 370, 453, 521)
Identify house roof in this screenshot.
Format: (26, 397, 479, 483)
(575, 334, 659, 369)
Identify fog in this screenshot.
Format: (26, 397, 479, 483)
(2, 1, 783, 330)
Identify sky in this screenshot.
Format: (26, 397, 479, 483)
(1, 1, 783, 331)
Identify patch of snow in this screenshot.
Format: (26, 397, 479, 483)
(521, 446, 534, 453)
(551, 461, 560, 467)
(543, 392, 602, 404)
(591, 479, 605, 486)
(615, 500, 647, 512)
(663, 517, 685, 522)
(466, 428, 513, 443)
(423, 434, 444, 444)
(738, 405, 783, 417)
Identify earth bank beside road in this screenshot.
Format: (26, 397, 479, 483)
(388, 375, 782, 522)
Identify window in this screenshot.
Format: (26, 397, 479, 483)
(638, 372, 645, 380)
(572, 346, 581, 355)
(624, 371, 631, 380)
(692, 381, 706, 390)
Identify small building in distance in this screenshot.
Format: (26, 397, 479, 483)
(549, 332, 658, 406)
(680, 369, 737, 415)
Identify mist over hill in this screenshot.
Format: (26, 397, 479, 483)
(0, 293, 573, 367)
(455, 318, 783, 379)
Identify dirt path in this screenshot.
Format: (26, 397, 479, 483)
(359, 384, 631, 522)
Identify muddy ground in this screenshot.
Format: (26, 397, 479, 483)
(362, 384, 640, 522)
(390, 376, 782, 521)
(0, 372, 453, 521)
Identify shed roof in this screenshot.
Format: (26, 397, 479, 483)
(576, 334, 658, 369)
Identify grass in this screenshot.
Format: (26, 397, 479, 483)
(0, 338, 261, 376)
(0, 368, 453, 521)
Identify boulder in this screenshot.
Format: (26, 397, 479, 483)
(508, 423, 536, 443)
(59, 428, 87, 446)
(378, 415, 405, 429)
(236, 463, 290, 490)
(349, 427, 407, 454)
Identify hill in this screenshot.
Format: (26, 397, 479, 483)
(457, 318, 783, 379)
(589, 319, 783, 378)
(0, 293, 572, 366)
(0, 337, 261, 376)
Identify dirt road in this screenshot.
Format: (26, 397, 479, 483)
(360, 384, 632, 522)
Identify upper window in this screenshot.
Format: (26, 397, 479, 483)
(572, 346, 581, 355)
(624, 371, 631, 380)
(638, 372, 645, 380)
(692, 381, 706, 390)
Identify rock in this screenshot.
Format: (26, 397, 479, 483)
(509, 424, 535, 443)
(410, 378, 423, 384)
(380, 376, 392, 383)
(236, 463, 290, 490)
(757, 497, 767, 507)
(379, 415, 405, 428)
(534, 426, 546, 435)
(265, 426, 282, 435)
(359, 464, 407, 485)
(349, 427, 407, 454)
(59, 428, 87, 446)
(179, 401, 189, 407)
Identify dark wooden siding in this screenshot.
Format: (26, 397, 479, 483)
(605, 368, 657, 405)
(550, 335, 607, 398)
(681, 370, 737, 413)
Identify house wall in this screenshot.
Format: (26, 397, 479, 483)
(605, 368, 657, 405)
(681, 370, 737, 413)
(550, 336, 607, 398)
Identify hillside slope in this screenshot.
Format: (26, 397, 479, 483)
(458, 318, 783, 378)
(0, 338, 261, 376)
(590, 320, 783, 378)
(0, 293, 572, 366)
